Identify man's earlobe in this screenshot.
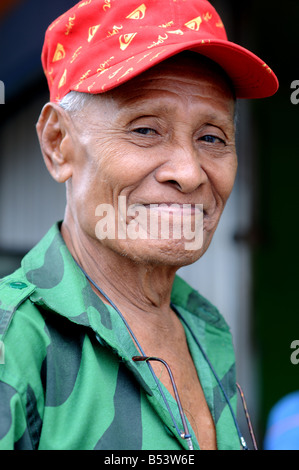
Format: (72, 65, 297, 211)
(36, 102, 73, 183)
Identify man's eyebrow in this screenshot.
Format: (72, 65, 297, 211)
(202, 112, 235, 128)
(116, 97, 173, 115)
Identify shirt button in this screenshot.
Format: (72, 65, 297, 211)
(9, 282, 27, 289)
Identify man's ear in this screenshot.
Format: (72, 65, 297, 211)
(36, 102, 73, 183)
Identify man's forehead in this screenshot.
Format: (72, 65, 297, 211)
(109, 89, 234, 119)
(104, 53, 234, 104)
(99, 54, 235, 121)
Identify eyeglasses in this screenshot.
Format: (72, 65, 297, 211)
(133, 355, 258, 451)
(236, 382, 258, 450)
(133, 355, 194, 450)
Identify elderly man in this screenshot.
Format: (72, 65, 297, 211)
(0, 0, 277, 451)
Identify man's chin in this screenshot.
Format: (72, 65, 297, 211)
(104, 237, 210, 267)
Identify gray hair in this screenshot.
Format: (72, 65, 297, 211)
(59, 91, 96, 113)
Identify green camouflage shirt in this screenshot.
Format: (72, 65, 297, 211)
(0, 223, 240, 450)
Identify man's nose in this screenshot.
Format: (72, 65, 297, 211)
(154, 144, 208, 193)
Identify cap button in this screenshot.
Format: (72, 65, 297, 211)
(9, 281, 27, 290)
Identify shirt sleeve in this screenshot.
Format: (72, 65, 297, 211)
(0, 380, 34, 450)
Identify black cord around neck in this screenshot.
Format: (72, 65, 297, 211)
(74, 258, 250, 450)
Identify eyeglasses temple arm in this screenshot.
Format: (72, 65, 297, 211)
(132, 355, 193, 450)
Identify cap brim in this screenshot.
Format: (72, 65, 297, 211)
(71, 38, 279, 99)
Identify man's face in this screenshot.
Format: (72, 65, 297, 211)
(63, 54, 237, 266)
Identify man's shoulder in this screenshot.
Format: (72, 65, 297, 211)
(0, 222, 71, 342)
(0, 268, 38, 342)
(0, 267, 49, 396)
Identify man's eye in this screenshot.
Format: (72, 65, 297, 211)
(200, 135, 225, 144)
(133, 127, 157, 136)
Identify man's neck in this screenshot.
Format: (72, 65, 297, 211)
(60, 218, 179, 324)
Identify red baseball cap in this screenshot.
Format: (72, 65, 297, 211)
(42, 0, 279, 103)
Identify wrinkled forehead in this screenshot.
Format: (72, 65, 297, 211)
(104, 52, 236, 117)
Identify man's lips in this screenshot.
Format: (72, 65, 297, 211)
(134, 202, 204, 215)
(133, 203, 218, 234)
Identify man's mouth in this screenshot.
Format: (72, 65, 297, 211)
(141, 202, 203, 215)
